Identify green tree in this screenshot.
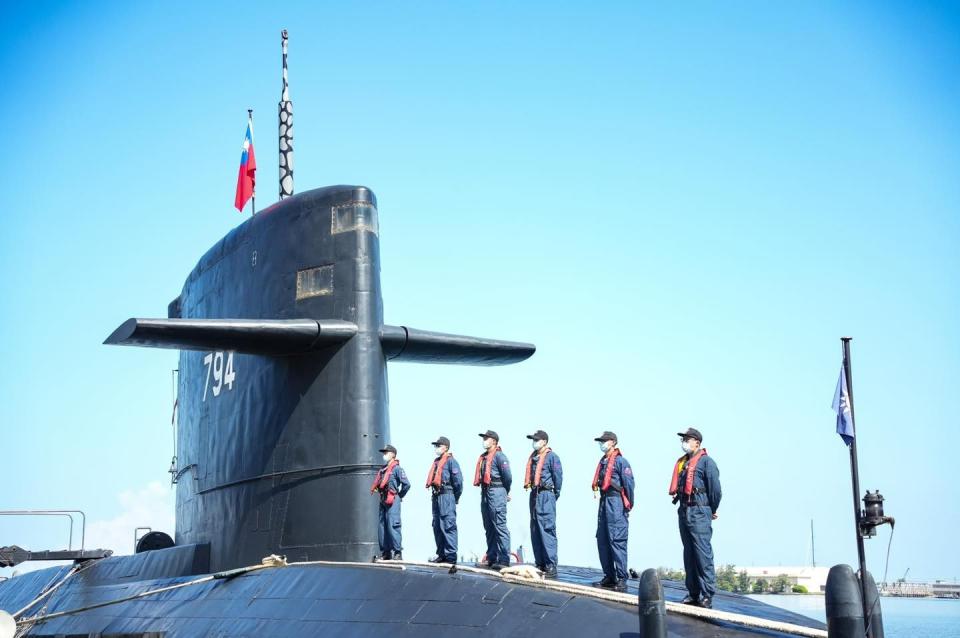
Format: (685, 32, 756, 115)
(772, 575, 790, 594)
(792, 584, 808, 594)
(716, 564, 738, 592)
(737, 570, 751, 594)
(752, 578, 768, 594)
(657, 567, 685, 582)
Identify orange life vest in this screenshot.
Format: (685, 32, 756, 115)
(592, 448, 631, 510)
(426, 452, 452, 488)
(525, 448, 551, 489)
(474, 447, 501, 486)
(668, 448, 707, 502)
(371, 459, 399, 505)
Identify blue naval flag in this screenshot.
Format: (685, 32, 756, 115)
(832, 365, 855, 445)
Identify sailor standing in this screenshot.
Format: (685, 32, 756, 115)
(371, 444, 410, 560)
(425, 436, 463, 563)
(524, 429, 562, 578)
(670, 427, 722, 608)
(474, 430, 512, 570)
(592, 431, 635, 592)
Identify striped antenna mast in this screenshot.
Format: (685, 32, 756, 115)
(279, 29, 294, 199)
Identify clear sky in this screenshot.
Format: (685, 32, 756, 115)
(1, 2, 957, 583)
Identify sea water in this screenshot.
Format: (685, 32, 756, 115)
(748, 594, 960, 638)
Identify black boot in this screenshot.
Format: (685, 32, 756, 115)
(612, 579, 627, 592)
(381, 551, 391, 561)
(682, 595, 698, 605)
(594, 575, 616, 588)
(391, 550, 403, 560)
(699, 596, 713, 609)
(543, 565, 558, 579)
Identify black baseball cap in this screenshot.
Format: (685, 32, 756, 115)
(379, 444, 398, 454)
(526, 430, 549, 441)
(677, 428, 703, 442)
(478, 430, 500, 441)
(431, 436, 451, 447)
(593, 431, 618, 442)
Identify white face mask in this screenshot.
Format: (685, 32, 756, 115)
(533, 439, 546, 451)
(434, 447, 443, 457)
(382, 454, 391, 463)
(599, 441, 610, 452)
(482, 439, 493, 450)
(681, 440, 696, 454)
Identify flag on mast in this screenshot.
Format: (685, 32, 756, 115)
(234, 115, 257, 212)
(832, 364, 855, 445)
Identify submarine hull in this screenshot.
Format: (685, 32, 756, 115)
(0, 547, 825, 637)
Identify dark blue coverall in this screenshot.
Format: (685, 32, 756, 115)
(595, 453, 635, 583)
(677, 453, 722, 599)
(429, 454, 463, 562)
(527, 450, 563, 570)
(376, 463, 410, 557)
(478, 450, 512, 566)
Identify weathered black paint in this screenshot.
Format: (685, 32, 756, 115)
(106, 185, 534, 571)
(862, 570, 885, 638)
(106, 318, 358, 354)
(638, 568, 667, 638)
(0, 550, 825, 637)
(825, 564, 865, 638)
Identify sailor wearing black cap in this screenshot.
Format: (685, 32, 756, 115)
(525, 429, 563, 578)
(370, 444, 411, 560)
(474, 430, 512, 570)
(425, 436, 463, 563)
(591, 431, 635, 592)
(669, 427, 722, 608)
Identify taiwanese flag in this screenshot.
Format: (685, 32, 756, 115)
(234, 117, 256, 212)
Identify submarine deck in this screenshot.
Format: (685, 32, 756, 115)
(0, 547, 825, 637)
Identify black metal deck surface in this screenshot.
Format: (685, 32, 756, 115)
(0, 546, 824, 637)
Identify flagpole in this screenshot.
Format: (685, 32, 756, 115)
(248, 109, 256, 216)
(841, 337, 871, 635)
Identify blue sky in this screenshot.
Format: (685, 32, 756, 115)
(1, 2, 957, 583)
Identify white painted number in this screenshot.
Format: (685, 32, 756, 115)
(211, 351, 224, 397)
(202, 351, 236, 401)
(202, 353, 213, 401)
(224, 352, 236, 390)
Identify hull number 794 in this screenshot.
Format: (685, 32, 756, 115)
(203, 351, 236, 400)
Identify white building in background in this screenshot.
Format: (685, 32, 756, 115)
(741, 566, 831, 593)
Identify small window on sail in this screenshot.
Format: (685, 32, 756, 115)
(296, 265, 334, 300)
(332, 203, 379, 235)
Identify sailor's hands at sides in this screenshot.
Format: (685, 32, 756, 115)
(712, 512, 719, 520)
(507, 494, 511, 502)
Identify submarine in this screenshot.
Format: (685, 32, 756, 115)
(0, 31, 829, 638)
